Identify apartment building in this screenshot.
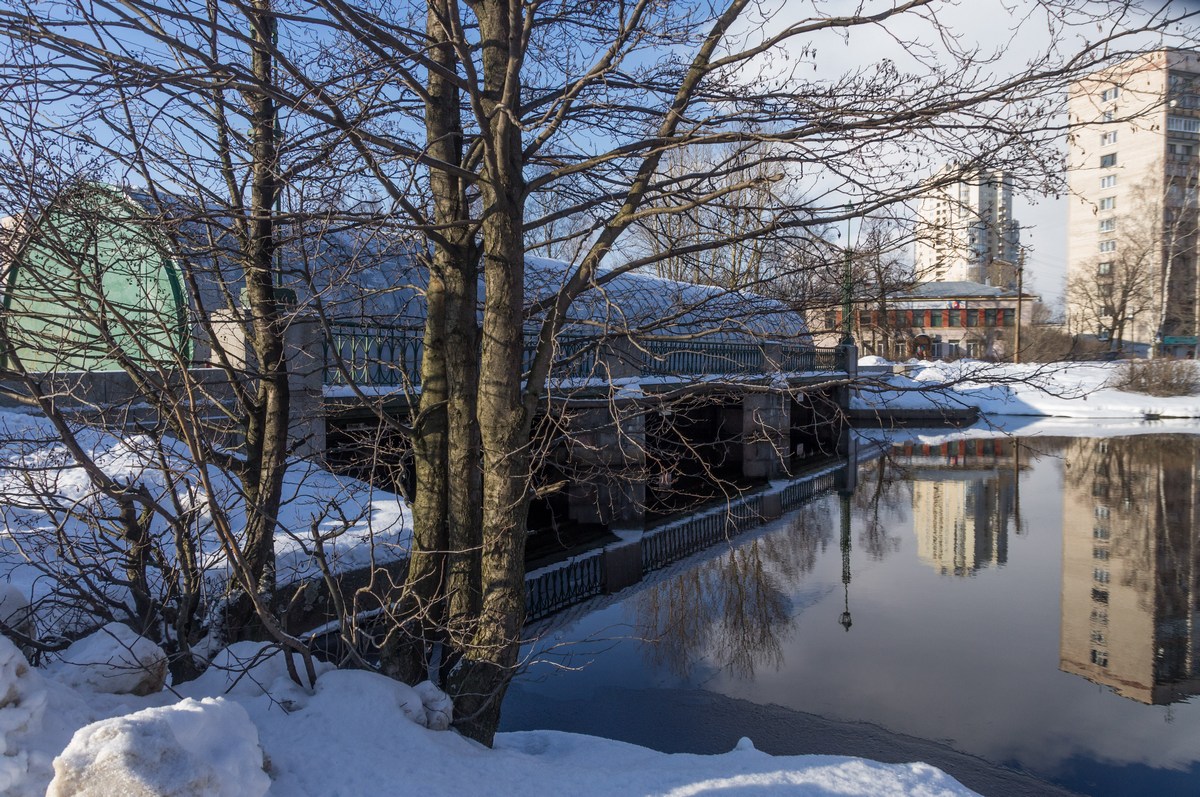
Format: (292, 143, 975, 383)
(1065, 49, 1200, 356)
(913, 165, 1022, 287)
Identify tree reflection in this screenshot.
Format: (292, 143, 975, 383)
(854, 453, 909, 561)
(631, 504, 831, 680)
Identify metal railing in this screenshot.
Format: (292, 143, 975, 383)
(323, 323, 424, 387)
(641, 493, 765, 572)
(322, 325, 844, 387)
(525, 550, 607, 622)
(641, 339, 764, 376)
(779, 344, 842, 373)
(779, 468, 839, 510)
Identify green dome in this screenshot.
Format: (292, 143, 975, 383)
(3, 185, 188, 372)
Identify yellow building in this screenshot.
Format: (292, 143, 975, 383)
(1065, 49, 1200, 356)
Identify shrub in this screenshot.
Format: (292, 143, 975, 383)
(1114, 358, 1200, 397)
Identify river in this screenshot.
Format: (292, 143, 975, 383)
(501, 428, 1200, 796)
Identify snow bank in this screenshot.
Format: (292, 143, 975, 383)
(852, 360, 1200, 419)
(0, 409, 412, 640)
(0, 630, 975, 797)
(46, 697, 269, 797)
(53, 623, 167, 696)
(0, 635, 49, 793)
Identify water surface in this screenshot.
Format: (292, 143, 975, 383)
(502, 432, 1200, 796)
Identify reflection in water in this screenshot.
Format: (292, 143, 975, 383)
(509, 433, 1200, 794)
(632, 503, 832, 679)
(1060, 435, 1200, 705)
(889, 439, 1023, 577)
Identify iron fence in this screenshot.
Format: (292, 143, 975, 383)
(525, 550, 607, 622)
(640, 493, 765, 572)
(323, 323, 424, 387)
(780, 344, 843, 373)
(322, 325, 843, 386)
(642, 338, 763, 376)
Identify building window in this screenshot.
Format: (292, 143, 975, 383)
(929, 310, 942, 327)
(1094, 526, 1109, 539)
(966, 310, 978, 327)
(1099, 240, 1116, 253)
(1100, 131, 1118, 146)
(1093, 547, 1109, 560)
(1100, 174, 1117, 189)
(1093, 568, 1110, 584)
(1090, 649, 1109, 667)
(1168, 141, 1195, 159)
(984, 308, 997, 326)
(966, 341, 982, 358)
(1098, 196, 1116, 211)
(1101, 86, 1120, 102)
(1090, 630, 1105, 644)
(1091, 610, 1108, 625)
(1092, 588, 1109, 604)
(1098, 261, 1113, 275)
(1100, 153, 1117, 168)
(1096, 506, 1110, 519)
(1002, 308, 1015, 326)
(1099, 218, 1116, 232)
(858, 311, 871, 326)
(1103, 110, 1114, 121)
(1167, 115, 1200, 134)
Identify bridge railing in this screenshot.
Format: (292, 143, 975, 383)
(323, 325, 844, 387)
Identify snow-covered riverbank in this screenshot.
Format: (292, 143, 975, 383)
(8, 358, 1200, 796)
(854, 358, 1200, 419)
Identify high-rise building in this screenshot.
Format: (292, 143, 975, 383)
(913, 166, 1021, 287)
(1065, 49, 1200, 356)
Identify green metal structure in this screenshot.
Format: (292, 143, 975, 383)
(2, 185, 188, 372)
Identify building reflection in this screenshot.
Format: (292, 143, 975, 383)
(888, 438, 1021, 577)
(1059, 436, 1200, 705)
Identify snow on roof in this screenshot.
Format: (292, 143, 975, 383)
(893, 281, 1022, 300)
(117, 189, 808, 340)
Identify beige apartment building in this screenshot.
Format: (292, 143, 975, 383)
(1059, 437, 1200, 705)
(1065, 50, 1200, 356)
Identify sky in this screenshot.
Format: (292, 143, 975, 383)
(737, 0, 1200, 306)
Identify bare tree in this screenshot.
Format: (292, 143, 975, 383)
(1068, 171, 1200, 352)
(2, 0, 1198, 748)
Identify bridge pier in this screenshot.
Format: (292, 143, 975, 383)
(741, 390, 790, 480)
(210, 309, 327, 459)
(562, 402, 647, 529)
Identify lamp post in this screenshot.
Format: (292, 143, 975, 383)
(838, 489, 853, 632)
(841, 204, 855, 346)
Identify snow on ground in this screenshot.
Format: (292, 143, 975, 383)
(854, 358, 1200, 418)
(0, 631, 977, 797)
(0, 409, 410, 636)
(8, 358, 1199, 796)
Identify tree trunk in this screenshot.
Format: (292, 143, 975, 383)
(447, 0, 530, 745)
(225, 0, 288, 642)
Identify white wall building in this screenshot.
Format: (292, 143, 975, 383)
(914, 166, 1021, 287)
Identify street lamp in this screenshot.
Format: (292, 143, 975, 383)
(841, 203, 855, 347)
(838, 489, 853, 632)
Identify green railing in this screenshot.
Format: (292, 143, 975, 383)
(323, 323, 424, 387)
(323, 325, 844, 387)
(642, 338, 764, 376)
(780, 344, 842, 373)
